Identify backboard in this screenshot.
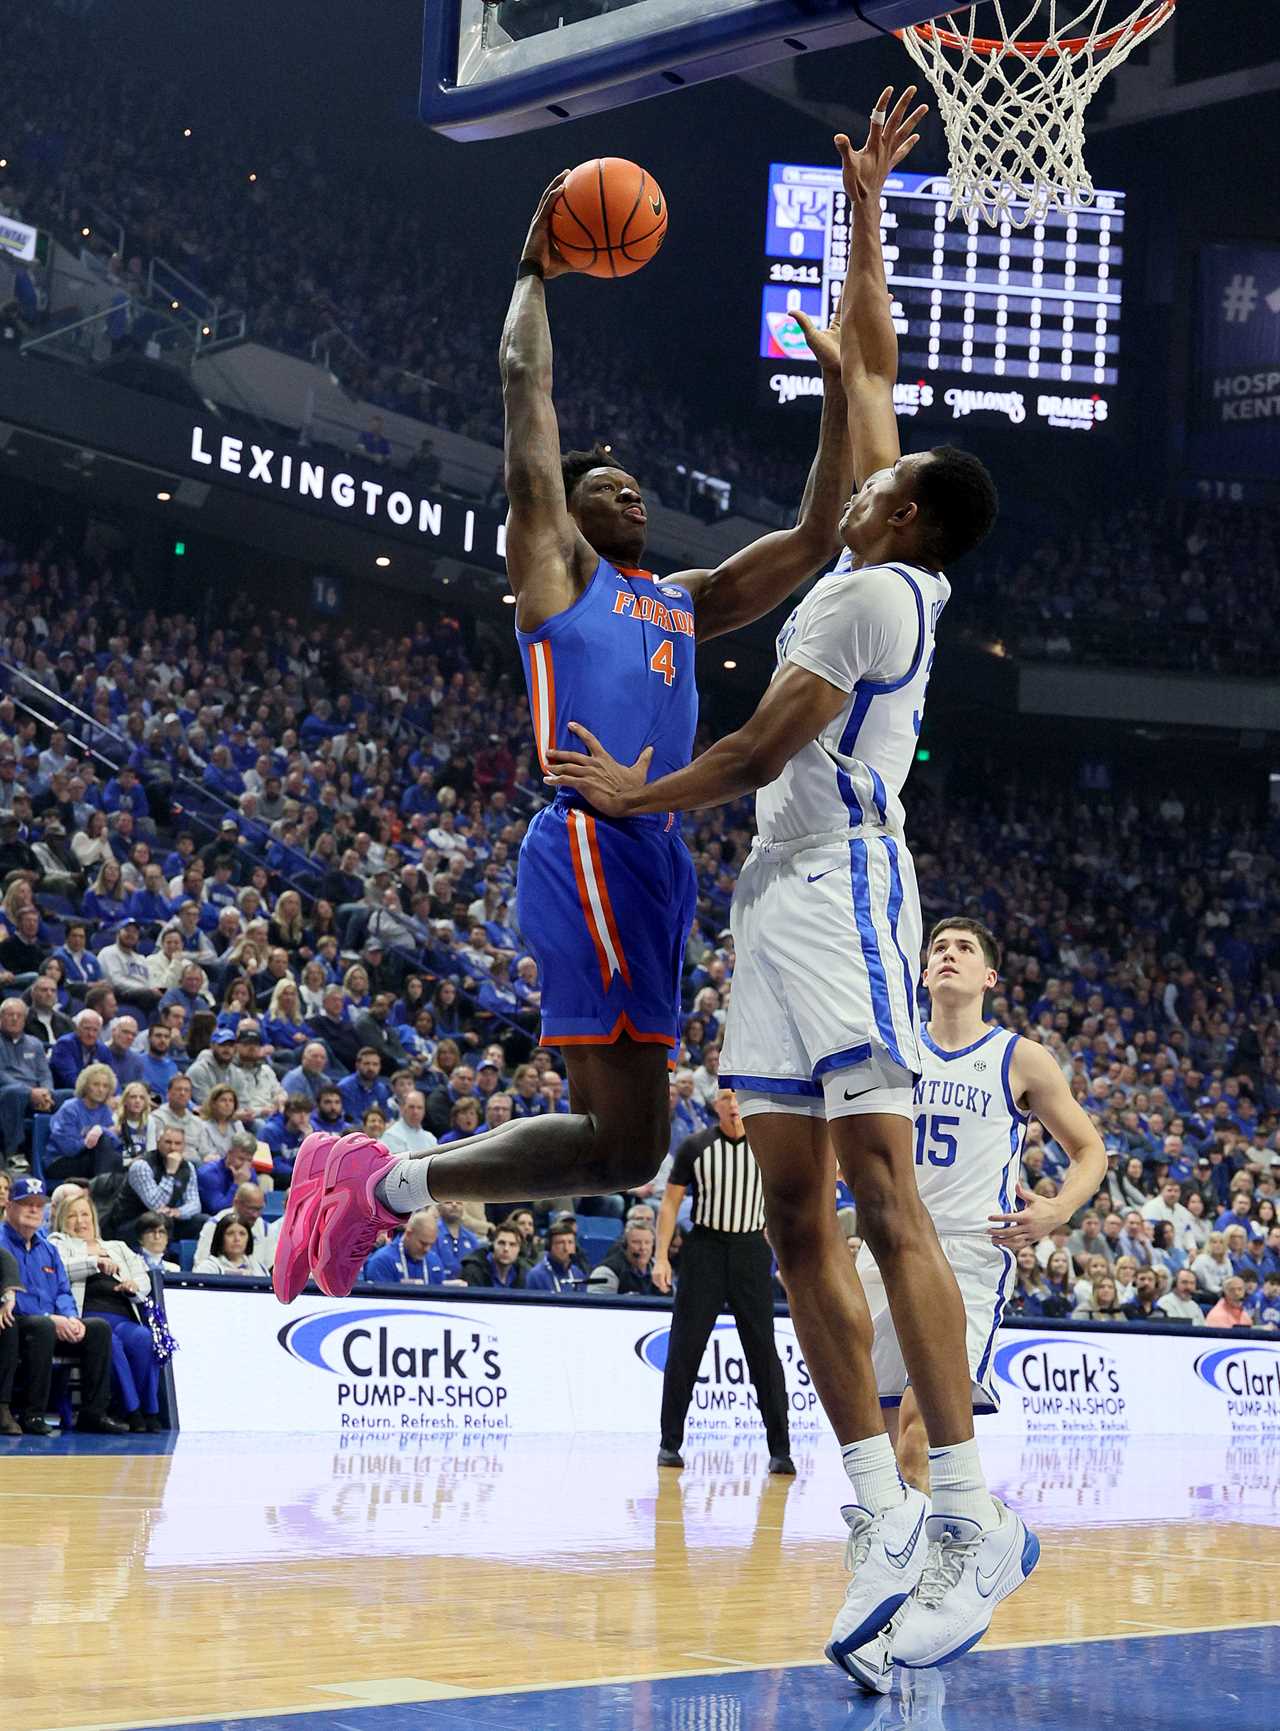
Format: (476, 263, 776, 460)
(421, 1, 949, 141)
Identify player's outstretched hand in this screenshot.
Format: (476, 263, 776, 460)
(835, 84, 928, 205)
(792, 309, 842, 375)
(520, 170, 574, 279)
(545, 723, 653, 817)
(988, 1180, 1062, 1251)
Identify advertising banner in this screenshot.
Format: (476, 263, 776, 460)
(0, 213, 38, 263)
(164, 1288, 1280, 1441)
(1187, 242, 1280, 498)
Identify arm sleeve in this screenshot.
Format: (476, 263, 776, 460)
(668, 1134, 703, 1189)
(50, 1246, 78, 1319)
(129, 1161, 166, 1210)
(785, 567, 921, 695)
(48, 1102, 85, 1158)
(50, 1235, 98, 1281)
(175, 1163, 202, 1218)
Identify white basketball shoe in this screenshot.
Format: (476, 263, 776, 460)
(825, 1487, 930, 1687)
(893, 1498, 1040, 1669)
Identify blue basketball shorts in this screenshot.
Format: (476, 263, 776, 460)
(515, 796, 698, 1050)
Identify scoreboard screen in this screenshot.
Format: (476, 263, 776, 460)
(760, 164, 1125, 433)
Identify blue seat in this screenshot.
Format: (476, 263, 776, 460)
(37, 893, 77, 919)
(263, 1190, 286, 1219)
(178, 1238, 198, 1272)
(30, 1113, 51, 1180)
(575, 1214, 620, 1263)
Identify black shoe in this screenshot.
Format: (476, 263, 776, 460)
(77, 1412, 129, 1435)
(143, 1414, 166, 1433)
(126, 1411, 147, 1433)
(18, 1413, 51, 1436)
(768, 1454, 797, 1476)
(657, 1447, 685, 1469)
(0, 1404, 21, 1437)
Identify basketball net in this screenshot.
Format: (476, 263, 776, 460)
(898, 1, 1175, 228)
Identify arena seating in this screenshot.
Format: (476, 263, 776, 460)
(0, 505, 1274, 1330)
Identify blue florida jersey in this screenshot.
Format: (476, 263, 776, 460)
(513, 556, 699, 1051)
(517, 557, 699, 784)
(755, 550, 949, 844)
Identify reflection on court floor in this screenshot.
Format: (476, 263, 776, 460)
(3, 1430, 1276, 1731)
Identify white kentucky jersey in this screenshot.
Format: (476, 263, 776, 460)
(913, 1023, 1029, 1237)
(754, 549, 950, 845)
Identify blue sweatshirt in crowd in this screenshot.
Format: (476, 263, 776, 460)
(0, 1223, 76, 1317)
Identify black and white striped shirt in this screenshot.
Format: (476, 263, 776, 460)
(669, 1128, 765, 1234)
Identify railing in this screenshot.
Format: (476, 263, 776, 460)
(0, 661, 538, 1053)
(147, 256, 246, 351)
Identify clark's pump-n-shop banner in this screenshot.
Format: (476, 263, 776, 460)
(1188, 243, 1280, 498)
(163, 1288, 1280, 1441)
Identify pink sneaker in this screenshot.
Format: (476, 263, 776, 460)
(311, 1133, 403, 1298)
(271, 1131, 339, 1306)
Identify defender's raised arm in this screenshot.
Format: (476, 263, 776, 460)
(835, 86, 927, 487)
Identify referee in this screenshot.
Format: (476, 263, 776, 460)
(654, 1088, 794, 1474)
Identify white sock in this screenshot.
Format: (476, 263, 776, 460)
(840, 1433, 907, 1517)
(927, 1439, 999, 1535)
(375, 1156, 436, 1215)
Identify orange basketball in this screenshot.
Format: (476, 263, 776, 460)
(551, 157, 668, 279)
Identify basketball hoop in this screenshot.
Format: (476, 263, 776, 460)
(896, 2, 1175, 228)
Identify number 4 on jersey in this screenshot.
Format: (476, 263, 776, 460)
(650, 640, 676, 686)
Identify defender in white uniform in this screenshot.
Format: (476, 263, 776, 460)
(848, 916, 1107, 1685)
(721, 544, 947, 1112)
(545, 89, 1023, 1689)
(858, 1015, 1026, 1422)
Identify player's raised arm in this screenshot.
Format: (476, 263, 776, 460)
(988, 1040, 1109, 1250)
(499, 173, 596, 632)
(835, 86, 927, 487)
(680, 318, 852, 642)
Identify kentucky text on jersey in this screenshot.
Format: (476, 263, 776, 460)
(914, 1078, 995, 1117)
(913, 1025, 1029, 1238)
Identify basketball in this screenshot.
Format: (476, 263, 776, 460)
(551, 156, 668, 279)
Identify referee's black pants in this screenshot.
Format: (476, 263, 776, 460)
(660, 1227, 790, 1457)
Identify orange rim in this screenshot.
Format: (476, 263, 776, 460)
(895, 0, 1173, 58)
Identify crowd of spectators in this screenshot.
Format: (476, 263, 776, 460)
(958, 497, 1280, 677)
(8, 11, 1280, 670)
(2, 3, 804, 516)
(0, 503, 1272, 1271)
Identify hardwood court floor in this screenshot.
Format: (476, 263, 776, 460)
(4, 1431, 1278, 1731)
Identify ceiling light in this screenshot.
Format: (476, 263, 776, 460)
(722, 659, 737, 669)
(156, 491, 172, 502)
(375, 555, 391, 568)
(501, 594, 516, 605)
(183, 128, 192, 138)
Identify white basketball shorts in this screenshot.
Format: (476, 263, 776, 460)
(856, 1233, 1013, 1414)
(720, 829, 923, 1119)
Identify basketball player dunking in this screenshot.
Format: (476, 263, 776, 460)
(272, 169, 856, 1303)
(847, 916, 1105, 1686)
(544, 89, 1038, 1680)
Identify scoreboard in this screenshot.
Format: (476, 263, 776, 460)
(760, 164, 1125, 433)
